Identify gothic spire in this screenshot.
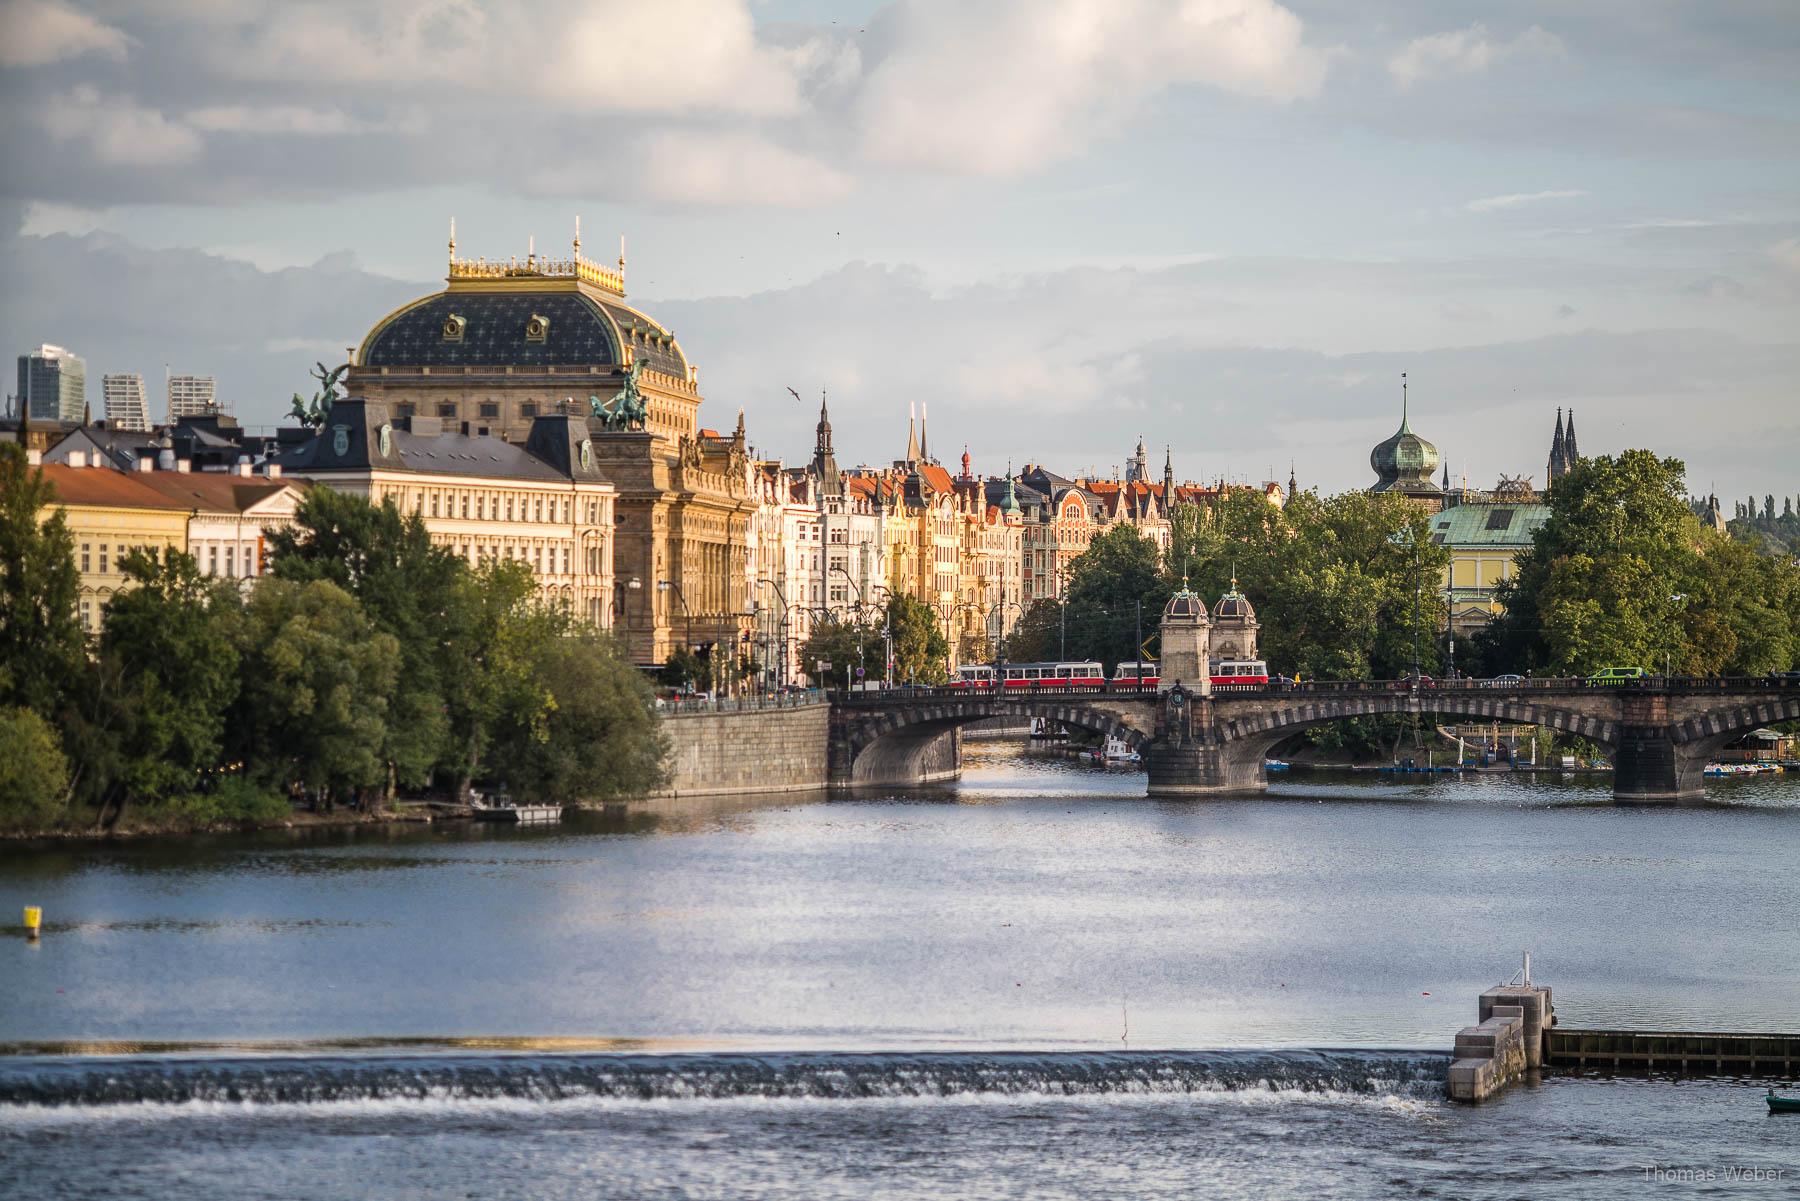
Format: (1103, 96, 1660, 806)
(1564, 409, 1578, 462)
(905, 404, 919, 465)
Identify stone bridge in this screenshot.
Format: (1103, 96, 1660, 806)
(828, 679, 1800, 803)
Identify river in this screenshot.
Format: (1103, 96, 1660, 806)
(2, 743, 1796, 1198)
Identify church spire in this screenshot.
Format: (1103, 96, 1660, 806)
(1564, 409, 1579, 462)
(920, 402, 930, 464)
(905, 404, 919, 465)
(1548, 407, 1568, 483)
(1288, 461, 1297, 500)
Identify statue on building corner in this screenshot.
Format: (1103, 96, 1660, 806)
(288, 361, 349, 430)
(588, 358, 649, 431)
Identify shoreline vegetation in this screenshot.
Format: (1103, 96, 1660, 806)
(2, 444, 669, 841)
(8, 445, 1796, 844)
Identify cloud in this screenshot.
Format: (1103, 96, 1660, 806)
(854, 0, 1331, 173)
(1770, 238, 1800, 275)
(0, 0, 133, 66)
(184, 105, 393, 136)
(1466, 189, 1587, 213)
(196, 0, 825, 118)
(634, 132, 853, 208)
(1388, 23, 1564, 89)
(37, 86, 202, 166)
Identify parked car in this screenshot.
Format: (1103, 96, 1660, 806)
(1484, 673, 1525, 688)
(1588, 666, 1648, 685)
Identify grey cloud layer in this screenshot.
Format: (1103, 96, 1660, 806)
(7, 218, 1788, 500)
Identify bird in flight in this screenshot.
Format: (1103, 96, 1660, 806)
(786, 387, 802, 403)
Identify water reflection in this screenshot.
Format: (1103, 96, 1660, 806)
(1, 740, 1795, 1050)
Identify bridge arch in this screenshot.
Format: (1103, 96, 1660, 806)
(833, 696, 1155, 786)
(1215, 692, 1623, 763)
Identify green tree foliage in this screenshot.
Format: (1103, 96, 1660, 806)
(0, 705, 71, 829)
(1059, 524, 1165, 671)
(1482, 451, 1800, 676)
(440, 559, 562, 797)
(97, 548, 242, 807)
(232, 578, 401, 804)
(660, 644, 707, 691)
(488, 634, 668, 801)
(0, 443, 85, 720)
(1162, 487, 1447, 680)
(886, 592, 949, 684)
(798, 615, 878, 688)
(268, 487, 461, 787)
(1003, 598, 1065, 664)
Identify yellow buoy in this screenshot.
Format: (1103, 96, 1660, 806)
(23, 906, 41, 940)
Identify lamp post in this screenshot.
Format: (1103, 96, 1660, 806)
(1388, 524, 1422, 682)
(610, 575, 641, 626)
(658, 578, 694, 670)
(755, 578, 789, 688)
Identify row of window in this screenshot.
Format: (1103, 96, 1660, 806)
(79, 539, 180, 576)
(396, 488, 605, 526)
(456, 540, 606, 576)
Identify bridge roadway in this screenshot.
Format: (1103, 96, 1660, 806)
(827, 676, 1800, 802)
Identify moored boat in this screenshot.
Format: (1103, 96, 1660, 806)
(470, 791, 565, 824)
(1770, 1091, 1800, 1113)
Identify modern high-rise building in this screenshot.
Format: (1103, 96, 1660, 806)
(17, 344, 86, 423)
(102, 373, 152, 432)
(167, 374, 218, 422)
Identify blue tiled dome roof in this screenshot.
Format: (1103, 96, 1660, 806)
(359, 291, 689, 378)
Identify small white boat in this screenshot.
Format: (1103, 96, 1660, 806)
(470, 791, 565, 824)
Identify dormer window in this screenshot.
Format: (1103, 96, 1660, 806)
(442, 314, 466, 341)
(525, 314, 550, 342)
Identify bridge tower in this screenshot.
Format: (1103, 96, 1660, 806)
(1157, 580, 1211, 695)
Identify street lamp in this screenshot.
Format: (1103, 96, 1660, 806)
(610, 575, 641, 626)
(657, 578, 694, 658)
(1388, 524, 1423, 682)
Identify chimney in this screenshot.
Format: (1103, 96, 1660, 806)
(263, 462, 283, 478)
(176, 458, 192, 473)
(136, 453, 155, 471)
(67, 450, 87, 468)
(26, 449, 42, 466)
(235, 456, 253, 477)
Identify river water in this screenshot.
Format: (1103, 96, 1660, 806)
(2, 744, 1797, 1198)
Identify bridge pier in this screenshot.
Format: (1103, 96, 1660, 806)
(1612, 727, 1704, 803)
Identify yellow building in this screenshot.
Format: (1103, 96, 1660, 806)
(37, 461, 191, 633)
(1428, 483, 1549, 637)
(280, 401, 618, 626)
(345, 228, 750, 667)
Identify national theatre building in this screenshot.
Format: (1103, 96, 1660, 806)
(341, 226, 752, 668)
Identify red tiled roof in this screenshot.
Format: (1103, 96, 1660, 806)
(130, 472, 300, 514)
(37, 465, 193, 510)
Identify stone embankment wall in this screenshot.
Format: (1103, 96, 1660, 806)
(656, 700, 830, 797)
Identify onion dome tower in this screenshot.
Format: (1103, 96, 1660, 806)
(1210, 575, 1260, 661)
(1369, 372, 1443, 511)
(1158, 577, 1211, 695)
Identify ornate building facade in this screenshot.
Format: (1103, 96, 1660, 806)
(345, 229, 751, 667)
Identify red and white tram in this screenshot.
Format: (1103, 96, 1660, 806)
(1002, 660, 1105, 688)
(1209, 658, 1269, 686)
(950, 664, 995, 689)
(1111, 661, 1160, 689)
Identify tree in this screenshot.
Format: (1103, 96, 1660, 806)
(1476, 450, 1791, 676)
(1060, 524, 1164, 672)
(886, 593, 949, 684)
(439, 559, 562, 798)
(232, 578, 400, 806)
(0, 706, 70, 830)
(0, 443, 85, 721)
(1004, 598, 1064, 664)
(95, 548, 242, 813)
(487, 634, 669, 801)
(798, 615, 876, 688)
(660, 645, 707, 691)
(269, 487, 463, 789)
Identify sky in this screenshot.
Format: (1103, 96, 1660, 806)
(1, 0, 1795, 500)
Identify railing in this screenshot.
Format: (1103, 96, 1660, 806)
(829, 675, 1799, 706)
(657, 689, 826, 716)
